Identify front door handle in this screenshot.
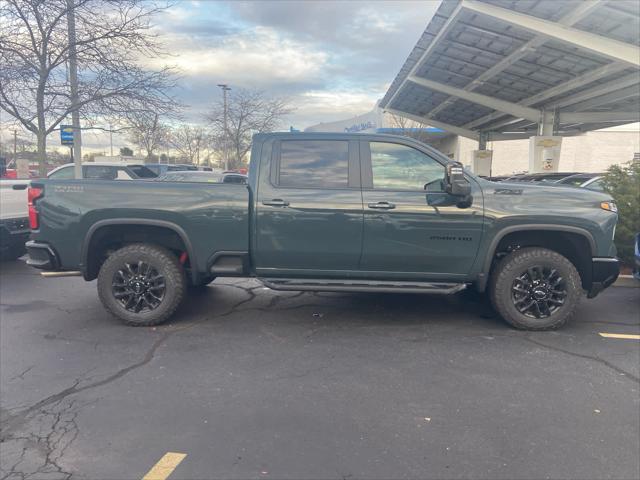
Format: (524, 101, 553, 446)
(262, 199, 290, 207)
(367, 201, 396, 210)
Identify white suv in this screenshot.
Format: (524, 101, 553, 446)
(47, 162, 157, 180)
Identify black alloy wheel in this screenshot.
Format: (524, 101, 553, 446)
(490, 247, 582, 330)
(97, 243, 186, 326)
(511, 265, 567, 318)
(112, 261, 166, 313)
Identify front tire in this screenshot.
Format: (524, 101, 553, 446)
(97, 243, 186, 326)
(490, 247, 582, 330)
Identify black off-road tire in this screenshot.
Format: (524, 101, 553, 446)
(489, 247, 582, 330)
(97, 243, 186, 326)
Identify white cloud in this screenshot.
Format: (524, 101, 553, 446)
(292, 90, 382, 127)
(150, 26, 328, 87)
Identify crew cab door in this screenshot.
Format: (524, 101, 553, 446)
(254, 137, 363, 275)
(360, 139, 483, 277)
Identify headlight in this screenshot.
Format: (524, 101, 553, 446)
(600, 201, 617, 213)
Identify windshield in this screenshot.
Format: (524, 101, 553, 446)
(558, 175, 594, 186)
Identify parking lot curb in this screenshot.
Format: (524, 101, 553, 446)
(614, 275, 639, 288)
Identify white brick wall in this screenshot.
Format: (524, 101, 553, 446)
(484, 130, 640, 175)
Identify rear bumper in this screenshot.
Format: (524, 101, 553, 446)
(0, 218, 30, 254)
(25, 240, 60, 270)
(587, 257, 620, 298)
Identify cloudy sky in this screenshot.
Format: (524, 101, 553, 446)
(154, 0, 439, 127)
(3, 0, 440, 152)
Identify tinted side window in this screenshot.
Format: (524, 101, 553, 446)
(115, 168, 134, 180)
(279, 140, 349, 188)
(370, 142, 445, 191)
(48, 166, 74, 179)
(85, 166, 117, 180)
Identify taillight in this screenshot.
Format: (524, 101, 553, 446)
(28, 186, 43, 230)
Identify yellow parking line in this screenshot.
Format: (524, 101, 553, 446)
(142, 452, 187, 480)
(599, 333, 640, 340)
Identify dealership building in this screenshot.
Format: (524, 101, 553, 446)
(305, 104, 639, 176)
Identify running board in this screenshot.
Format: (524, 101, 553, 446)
(260, 278, 467, 294)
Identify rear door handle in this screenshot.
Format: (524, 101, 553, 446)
(262, 199, 290, 207)
(368, 201, 395, 210)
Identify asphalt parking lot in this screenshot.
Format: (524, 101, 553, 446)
(1, 259, 639, 480)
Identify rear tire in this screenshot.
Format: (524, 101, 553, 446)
(490, 247, 582, 330)
(97, 243, 186, 326)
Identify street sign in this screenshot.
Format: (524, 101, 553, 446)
(60, 125, 74, 146)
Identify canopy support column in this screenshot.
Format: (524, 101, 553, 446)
(531, 109, 562, 173)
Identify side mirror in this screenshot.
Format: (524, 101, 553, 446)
(445, 162, 471, 197)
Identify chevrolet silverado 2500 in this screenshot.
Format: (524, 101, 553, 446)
(26, 133, 619, 329)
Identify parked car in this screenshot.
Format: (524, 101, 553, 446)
(145, 163, 198, 176)
(485, 175, 512, 182)
(555, 173, 605, 192)
(0, 180, 30, 260)
(634, 233, 640, 281)
(221, 173, 248, 184)
(156, 171, 248, 184)
(26, 132, 619, 330)
(506, 172, 581, 183)
(47, 162, 157, 180)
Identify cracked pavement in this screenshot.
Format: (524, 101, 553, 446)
(1, 259, 639, 479)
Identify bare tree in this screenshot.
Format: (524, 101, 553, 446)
(388, 113, 433, 144)
(126, 112, 168, 160)
(0, 0, 179, 173)
(206, 89, 293, 169)
(169, 125, 208, 165)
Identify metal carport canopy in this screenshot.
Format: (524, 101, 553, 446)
(380, 0, 640, 141)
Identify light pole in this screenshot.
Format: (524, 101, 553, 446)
(66, 0, 82, 178)
(217, 84, 231, 170)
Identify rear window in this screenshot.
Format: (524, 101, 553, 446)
(585, 179, 605, 192)
(278, 140, 349, 188)
(85, 166, 118, 180)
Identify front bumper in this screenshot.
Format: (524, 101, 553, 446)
(587, 257, 620, 298)
(25, 240, 60, 270)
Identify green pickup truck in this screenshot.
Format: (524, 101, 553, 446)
(26, 133, 619, 330)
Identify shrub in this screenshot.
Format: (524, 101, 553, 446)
(601, 160, 640, 265)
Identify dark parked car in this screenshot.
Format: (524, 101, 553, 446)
(27, 132, 619, 330)
(634, 233, 640, 281)
(556, 173, 605, 192)
(156, 171, 248, 184)
(506, 172, 581, 183)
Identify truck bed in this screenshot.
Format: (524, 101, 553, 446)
(29, 178, 250, 277)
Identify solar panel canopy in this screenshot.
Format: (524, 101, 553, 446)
(380, 0, 640, 141)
